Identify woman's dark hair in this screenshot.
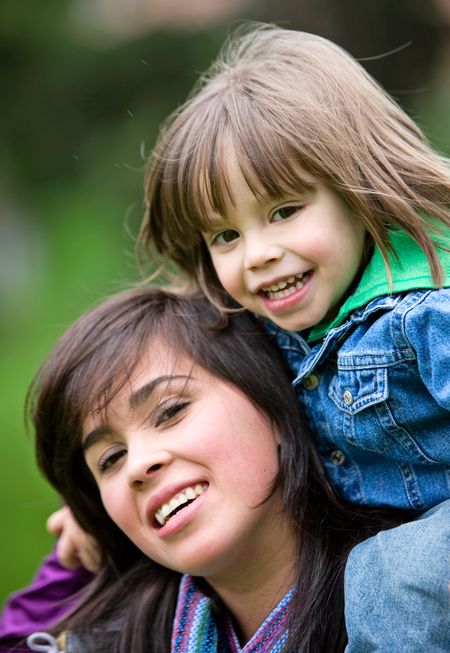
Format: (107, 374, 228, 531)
(28, 286, 404, 653)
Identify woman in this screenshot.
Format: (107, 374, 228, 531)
(7, 287, 402, 652)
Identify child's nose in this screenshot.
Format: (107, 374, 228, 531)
(244, 233, 283, 270)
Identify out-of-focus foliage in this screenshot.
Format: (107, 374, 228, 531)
(0, 0, 231, 605)
(0, 0, 448, 607)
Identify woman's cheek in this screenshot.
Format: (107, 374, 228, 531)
(100, 486, 129, 530)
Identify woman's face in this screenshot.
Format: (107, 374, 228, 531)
(82, 338, 292, 586)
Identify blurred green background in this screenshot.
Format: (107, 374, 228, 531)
(1, 0, 449, 607)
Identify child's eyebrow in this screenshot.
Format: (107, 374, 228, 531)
(202, 217, 226, 231)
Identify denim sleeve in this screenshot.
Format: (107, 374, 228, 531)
(403, 289, 450, 411)
(344, 500, 450, 652)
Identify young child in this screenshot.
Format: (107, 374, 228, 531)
(137, 23, 450, 651)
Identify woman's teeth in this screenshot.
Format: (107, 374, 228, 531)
(261, 273, 308, 300)
(155, 483, 208, 526)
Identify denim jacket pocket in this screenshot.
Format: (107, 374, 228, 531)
(328, 365, 434, 460)
(329, 367, 388, 415)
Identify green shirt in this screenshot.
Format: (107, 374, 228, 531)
(308, 228, 450, 342)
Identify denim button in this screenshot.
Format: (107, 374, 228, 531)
(302, 374, 319, 390)
(331, 450, 346, 465)
(343, 390, 354, 405)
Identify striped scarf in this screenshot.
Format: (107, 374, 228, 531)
(171, 575, 293, 653)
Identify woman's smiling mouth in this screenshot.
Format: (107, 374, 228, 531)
(154, 483, 208, 527)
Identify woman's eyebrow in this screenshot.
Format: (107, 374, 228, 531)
(82, 425, 111, 454)
(129, 374, 192, 410)
(82, 374, 193, 453)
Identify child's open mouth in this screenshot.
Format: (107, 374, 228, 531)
(259, 272, 311, 300)
(154, 483, 208, 527)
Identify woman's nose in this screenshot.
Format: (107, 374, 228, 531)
(244, 232, 283, 270)
(126, 445, 172, 489)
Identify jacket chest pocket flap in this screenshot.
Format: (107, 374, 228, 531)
(329, 366, 388, 414)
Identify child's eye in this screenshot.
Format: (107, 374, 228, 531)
(98, 447, 126, 473)
(271, 206, 301, 222)
(211, 229, 239, 246)
(154, 400, 189, 427)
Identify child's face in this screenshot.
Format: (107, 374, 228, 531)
(202, 157, 366, 332)
(82, 339, 292, 587)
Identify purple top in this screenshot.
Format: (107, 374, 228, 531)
(0, 548, 92, 652)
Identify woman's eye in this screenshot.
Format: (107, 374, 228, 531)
(211, 229, 239, 246)
(271, 206, 300, 222)
(155, 401, 189, 427)
(98, 448, 126, 473)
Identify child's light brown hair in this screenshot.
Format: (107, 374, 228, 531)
(138, 23, 450, 305)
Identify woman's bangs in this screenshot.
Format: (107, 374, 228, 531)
(67, 324, 168, 438)
(66, 352, 132, 437)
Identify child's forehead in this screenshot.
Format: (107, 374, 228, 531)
(198, 140, 317, 220)
(200, 149, 266, 214)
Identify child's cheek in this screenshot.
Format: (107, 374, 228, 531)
(220, 273, 246, 306)
(210, 255, 242, 301)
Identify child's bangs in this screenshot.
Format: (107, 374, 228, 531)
(223, 89, 319, 198)
(192, 126, 315, 230)
(163, 94, 317, 241)
(154, 106, 226, 241)
(226, 125, 317, 202)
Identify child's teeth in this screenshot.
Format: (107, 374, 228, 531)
(261, 272, 308, 299)
(262, 273, 306, 294)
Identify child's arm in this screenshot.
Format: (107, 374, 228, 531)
(404, 289, 450, 431)
(47, 506, 100, 574)
(0, 508, 96, 650)
(0, 548, 93, 648)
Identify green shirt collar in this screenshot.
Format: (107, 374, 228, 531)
(308, 228, 450, 342)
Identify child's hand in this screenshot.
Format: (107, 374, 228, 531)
(47, 506, 101, 573)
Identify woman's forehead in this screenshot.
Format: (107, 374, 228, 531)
(81, 340, 197, 433)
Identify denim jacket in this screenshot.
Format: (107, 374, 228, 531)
(267, 288, 450, 511)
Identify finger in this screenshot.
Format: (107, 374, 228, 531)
(77, 538, 102, 573)
(55, 529, 82, 570)
(46, 506, 69, 537)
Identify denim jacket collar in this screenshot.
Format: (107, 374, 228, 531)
(264, 294, 402, 381)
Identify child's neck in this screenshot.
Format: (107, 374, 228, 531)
(308, 239, 372, 336)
